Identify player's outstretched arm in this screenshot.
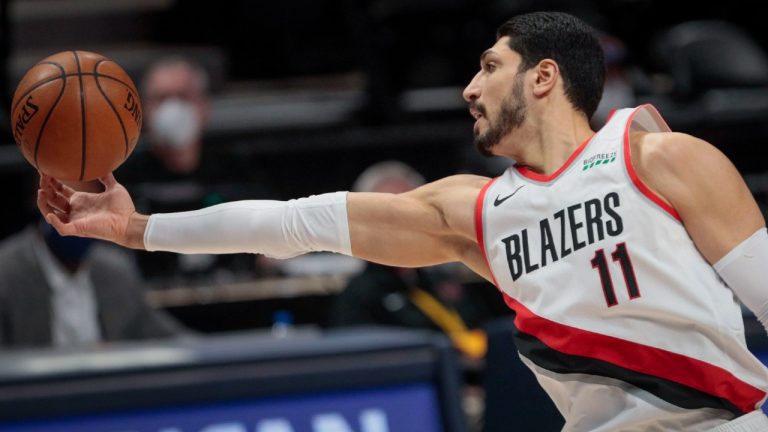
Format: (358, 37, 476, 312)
(38, 172, 492, 277)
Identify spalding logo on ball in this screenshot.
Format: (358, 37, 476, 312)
(11, 50, 141, 181)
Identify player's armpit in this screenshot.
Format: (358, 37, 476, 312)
(631, 132, 765, 263)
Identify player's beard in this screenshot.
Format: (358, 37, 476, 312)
(474, 72, 527, 157)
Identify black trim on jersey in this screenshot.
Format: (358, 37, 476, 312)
(511, 324, 743, 417)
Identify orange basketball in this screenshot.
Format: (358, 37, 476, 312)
(10, 51, 142, 181)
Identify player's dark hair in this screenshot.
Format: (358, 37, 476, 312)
(497, 12, 605, 119)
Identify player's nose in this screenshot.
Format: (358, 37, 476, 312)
(463, 70, 483, 103)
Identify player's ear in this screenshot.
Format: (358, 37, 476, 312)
(532, 59, 559, 97)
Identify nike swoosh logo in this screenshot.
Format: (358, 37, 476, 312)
(494, 185, 526, 207)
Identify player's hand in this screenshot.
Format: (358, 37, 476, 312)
(37, 173, 147, 249)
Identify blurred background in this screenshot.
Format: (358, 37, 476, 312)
(1, 1, 768, 431)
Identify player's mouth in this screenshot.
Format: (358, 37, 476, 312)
(469, 106, 483, 121)
(469, 105, 485, 132)
(468, 99, 488, 117)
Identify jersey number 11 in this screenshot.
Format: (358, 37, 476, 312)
(590, 242, 640, 307)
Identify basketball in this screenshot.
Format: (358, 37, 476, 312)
(11, 51, 142, 181)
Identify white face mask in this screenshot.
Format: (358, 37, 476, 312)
(148, 98, 201, 149)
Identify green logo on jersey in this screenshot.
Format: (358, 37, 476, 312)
(582, 151, 617, 171)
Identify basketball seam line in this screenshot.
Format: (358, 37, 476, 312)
(32, 63, 67, 170)
(11, 62, 65, 113)
(13, 73, 135, 114)
(73, 51, 87, 181)
(93, 59, 130, 159)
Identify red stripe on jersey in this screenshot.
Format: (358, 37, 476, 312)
(502, 294, 766, 413)
(623, 105, 681, 221)
(475, 177, 500, 287)
(515, 134, 595, 182)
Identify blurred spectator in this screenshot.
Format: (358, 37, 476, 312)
(118, 56, 219, 185)
(350, 160, 426, 194)
(330, 161, 488, 358)
(0, 181, 187, 349)
(117, 57, 273, 286)
(138, 56, 210, 177)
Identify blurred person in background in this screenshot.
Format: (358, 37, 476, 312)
(0, 180, 187, 349)
(331, 161, 488, 359)
(128, 56, 210, 180)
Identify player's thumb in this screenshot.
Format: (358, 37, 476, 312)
(99, 173, 117, 190)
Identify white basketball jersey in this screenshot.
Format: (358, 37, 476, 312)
(476, 105, 768, 431)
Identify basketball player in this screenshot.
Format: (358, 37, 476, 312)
(37, 12, 768, 431)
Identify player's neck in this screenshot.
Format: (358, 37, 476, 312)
(504, 109, 593, 176)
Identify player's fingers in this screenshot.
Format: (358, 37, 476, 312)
(46, 190, 71, 214)
(39, 174, 71, 201)
(45, 175, 76, 198)
(45, 212, 77, 236)
(36, 189, 52, 216)
(36, 190, 69, 225)
(51, 178, 76, 198)
(99, 173, 117, 190)
(39, 172, 54, 193)
(40, 172, 58, 188)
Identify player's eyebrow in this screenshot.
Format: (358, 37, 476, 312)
(480, 49, 497, 63)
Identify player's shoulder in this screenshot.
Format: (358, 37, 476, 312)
(630, 131, 723, 176)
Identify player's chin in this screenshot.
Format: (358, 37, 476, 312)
(473, 135, 496, 157)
